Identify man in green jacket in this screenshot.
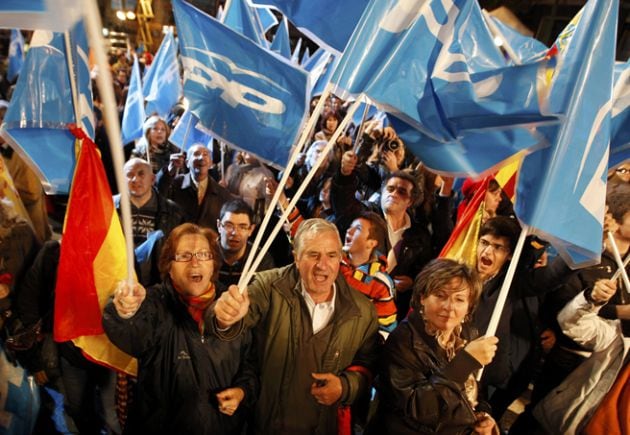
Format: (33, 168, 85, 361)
(209, 218, 380, 434)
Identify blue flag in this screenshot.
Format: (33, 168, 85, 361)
(121, 55, 146, 145)
(486, 14, 548, 64)
(610, 60, 630, 167)
(516, 0, 617, 268)
(270, 16, 291, 58)
(0, 22, 93, 194)
(169, 110, 214, 152)
(291, 37, 303, 64)
(254, 5, 278, 33)
(312, 54, 339, 97)
(250, 0, 369, 53)
(222, 0, 268, 47)
(300, 46, 311, 66)
(7, 29, 25, 82)
(142, 30, 182, 117)
(331, 0, 417, 99)
(172, 0, 308, 168)
(0, 0, 81, 31)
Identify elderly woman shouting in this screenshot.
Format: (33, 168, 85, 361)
(367, 259, 499, 435)
(103, 223, 257, 434)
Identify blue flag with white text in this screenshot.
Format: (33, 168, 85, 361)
(516, 0, 617, 268)
(169, 110, 214, 152)
(172, 0, 308, 168)
(7, 29, 25, 82)
(250, 0, 369, 53)
(222, 0, 268, 47)
(142, 30, 182, 117)
(0, 22, 93, 194)
(121, 55, 146, 144)
(610, 60, 630, 166)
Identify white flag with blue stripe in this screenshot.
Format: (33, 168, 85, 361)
(249, 0, 369, 53)
(516, 0, 617, 268)
(610, 60, 630, 166)
(142, 30, 182, 117)
(0, 21, 93, 194)
(7, 29, 24, 82)
(121, 55, 146, 145)
(172, 0, 309, 168)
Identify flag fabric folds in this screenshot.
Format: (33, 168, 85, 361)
(610, 60, 630, 167)
(254, 5, 278, 33)
(168, 110, 214, 152)
(53, 128, 137, 375)
(0, 0, 81, 32)
(121, 55, 146, 144)
(0, 22, 93, 194)
(270, 17, 291, 59)
(7, 29, 25, 82)
(485, 14, 548, 64)
(249, 0, 369, 53)
(222, 0, 268, 47)
(142, 30, 182, 117)
(172, 0, 308, 169)
(516, 0, 618, 268)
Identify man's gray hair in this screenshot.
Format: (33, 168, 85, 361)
(293, 218, 341, 257)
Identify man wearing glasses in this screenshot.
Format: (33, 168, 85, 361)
(332, 151, 452, 321)
(471, 216, 571, 422)
(216, 199, 275, 288)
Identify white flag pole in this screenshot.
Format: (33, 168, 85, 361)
(238, 96, 363, 289)
(477, 224, 529, 381)
(607, 231, 630, 295)
(237, 83, 333, 290)
(84, 0, 135, 285)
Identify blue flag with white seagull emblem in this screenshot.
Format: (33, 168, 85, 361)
(172, 0, 308, 168)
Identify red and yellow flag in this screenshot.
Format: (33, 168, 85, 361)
(440, 177, 489, 268)
(53, 128, 137, 375)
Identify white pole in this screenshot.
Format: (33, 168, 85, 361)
(607, 231, 630, 295)
(237, 82, 333, 290)
(84, 0, 135, 285)
(239, 97, 363, 289)
(63, 32, 82, 130)
(477, 224, 529, 380)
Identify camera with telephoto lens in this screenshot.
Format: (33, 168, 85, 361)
(381, 138, 402, 152)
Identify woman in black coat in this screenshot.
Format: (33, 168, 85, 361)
(103, 223, 258, 434)
(368, 259, 499, 435)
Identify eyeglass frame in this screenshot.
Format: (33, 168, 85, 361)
(172, 250, 213, 262)
(218, 221, 252, 233)
(478, 237, 510, 255)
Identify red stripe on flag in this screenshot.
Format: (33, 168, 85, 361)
(53, 136, 115, 342)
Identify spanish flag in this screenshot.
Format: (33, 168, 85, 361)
(440, 157, 521, 266)
(440, 177, 489, 268)
(53, 127, 137, 376)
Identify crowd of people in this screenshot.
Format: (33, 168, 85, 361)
(0, 47, 629, 435)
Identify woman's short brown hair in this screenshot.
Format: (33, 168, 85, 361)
(411, 258, 482, 315)
(158, 223, 221, 282)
